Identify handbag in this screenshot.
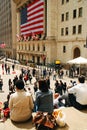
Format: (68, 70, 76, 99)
(33, 111, 56, 129)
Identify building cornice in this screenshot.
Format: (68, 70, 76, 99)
(13, 0, 21, 4)
(13, 0, 33, 8)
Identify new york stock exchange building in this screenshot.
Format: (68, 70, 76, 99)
(13, 0, 87, 67)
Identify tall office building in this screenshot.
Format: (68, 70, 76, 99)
(0, 0, 16, 59)
(13, 0, 87, 64)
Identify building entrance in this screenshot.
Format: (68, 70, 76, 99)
(73, 47, 80, 58)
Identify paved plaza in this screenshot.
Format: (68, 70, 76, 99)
(0, 64, 20, 102)
(0, 63, 79, 104)
(0, 63, 87, 130)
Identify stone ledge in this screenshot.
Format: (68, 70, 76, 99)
(0, 107, 87, 130)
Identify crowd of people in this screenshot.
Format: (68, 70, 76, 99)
(0, 63, 87, 129)
(1, 63, 15, 75)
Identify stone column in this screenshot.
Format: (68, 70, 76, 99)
(17, 9, 21, 35)
(46, 0, 58, 40)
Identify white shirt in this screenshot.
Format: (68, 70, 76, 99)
(68, 83, 87, 105)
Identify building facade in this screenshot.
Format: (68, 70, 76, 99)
(0, 0, 16, 59)
(57, 0, 87, 63)
(13, 0, 87, 65)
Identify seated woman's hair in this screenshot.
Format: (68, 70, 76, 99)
(38, 79, 48, 92)
(78, 75, 85, 83)
(15, 80, 24, 90)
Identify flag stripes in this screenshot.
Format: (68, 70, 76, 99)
(20, 0, 44, 36)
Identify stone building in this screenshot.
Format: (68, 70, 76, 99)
(13, 0, 87, 64)
(57, 0, 87, 63)
(0, 0, 16, 59)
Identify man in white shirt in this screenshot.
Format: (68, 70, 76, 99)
(68, 75, 87, 110)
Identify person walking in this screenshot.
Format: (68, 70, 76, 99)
(12, 64, 15, 71)
(2, 63, 4, 74)
(0, 75, 3, 91)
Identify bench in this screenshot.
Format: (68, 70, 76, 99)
(0, 107, 87, 130)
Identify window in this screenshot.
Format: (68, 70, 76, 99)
(66, 0, 69, 2)
(66, 12, 69, 21)
(25, 44, 27, 50)
(33, 44, 35, 50)
(78, 7, 83, 17)
(19, 45, 20, 50)
(61, 28, 64, 36)
(43, 44, 45, 51)
(29, 45, 30, 50)
(72, 26, 76, 34)
(32, 56, 35, 63)
(61, 14, 64, 21)
(78, 25, 82, 34)
(62, 0, 64, 5)
(37, 44, 40, 51)
(73, 9, 77, 18)
(22, 45, 23, 50)
(63, 46, 66, 53)
(65, 27, 68, 35)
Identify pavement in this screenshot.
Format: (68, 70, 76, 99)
(0, 63, 79, 103)
(0, 64, 87, 130)
(0, 64, 21, 102)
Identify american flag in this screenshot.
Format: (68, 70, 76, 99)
(0, 43, 6, 48)
(20, 0, 44, 36)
